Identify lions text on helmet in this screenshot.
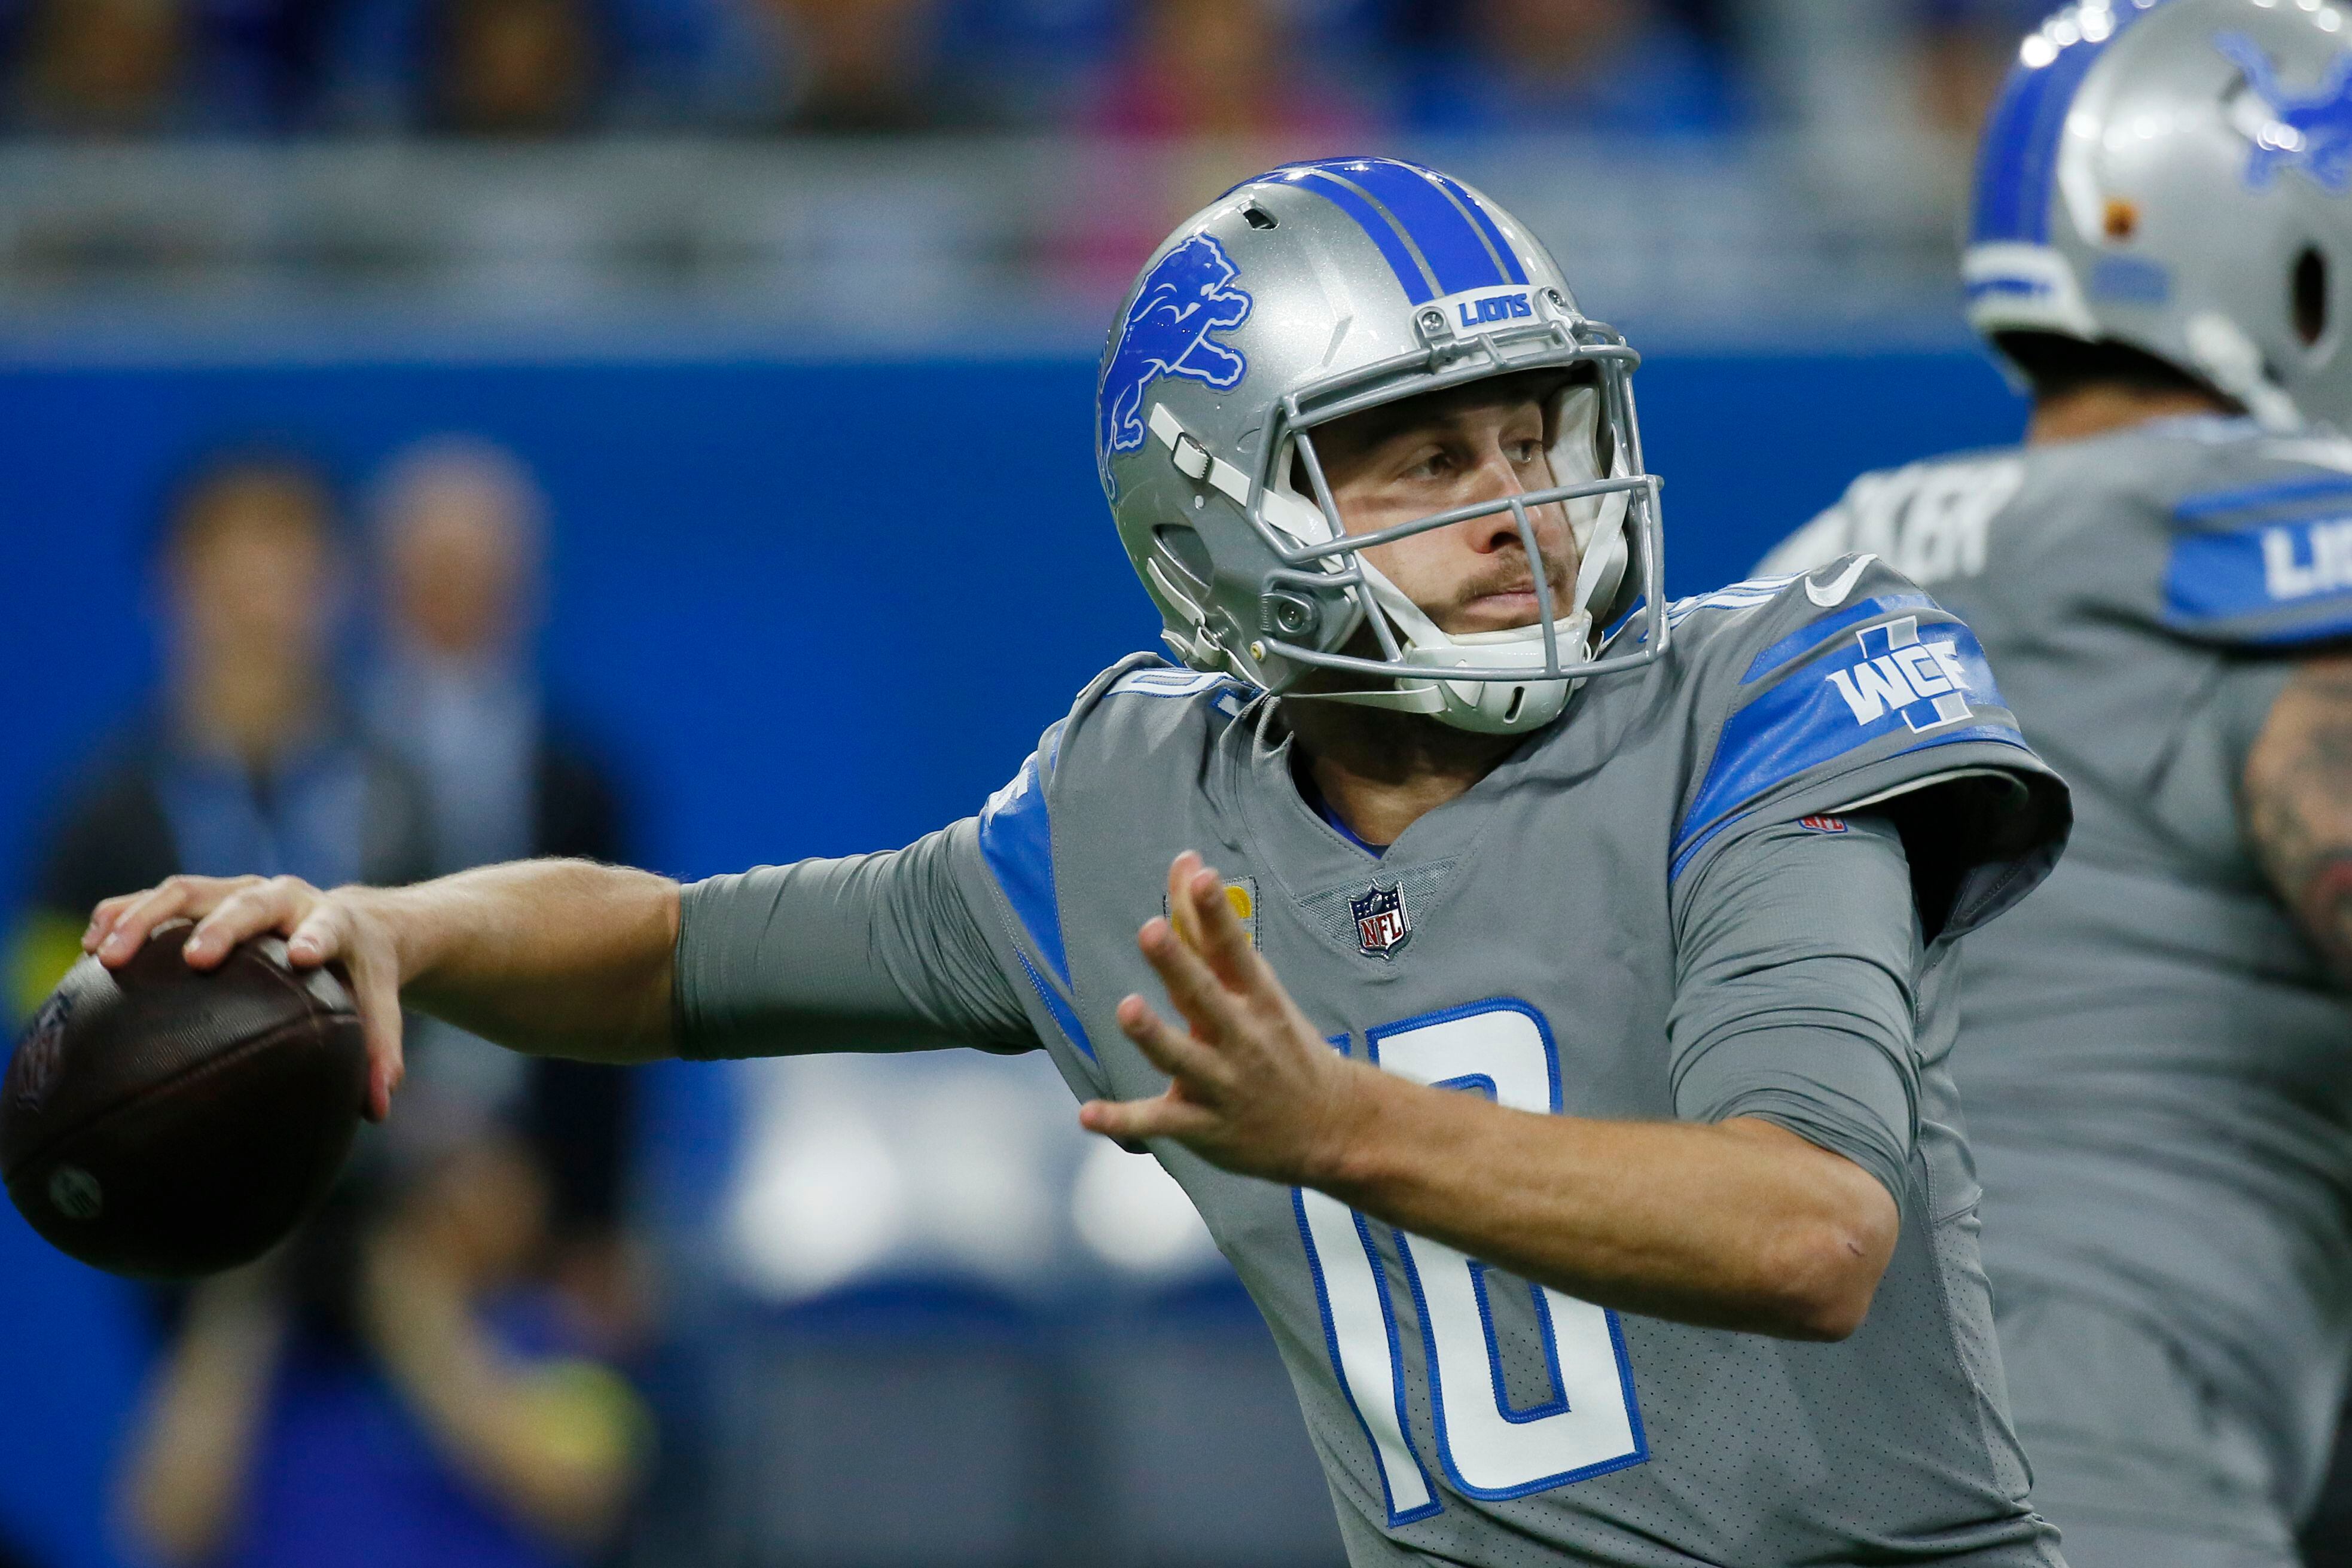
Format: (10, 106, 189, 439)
(1094, 157, 1668, 736)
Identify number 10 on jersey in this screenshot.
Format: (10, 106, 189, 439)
(1293, 1000, 1648, 1524)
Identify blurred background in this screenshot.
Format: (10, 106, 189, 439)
(1, 2, 2318, 1567)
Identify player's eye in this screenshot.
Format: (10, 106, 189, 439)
(1402, 447, 1452, 480)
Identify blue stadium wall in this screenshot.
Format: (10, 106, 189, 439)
(0, 345, 2022, 1568)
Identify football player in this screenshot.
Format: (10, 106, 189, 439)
(1756, 5, 2352, 1566)
(87, 160, 2073, 1566)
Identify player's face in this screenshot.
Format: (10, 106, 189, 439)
(1314, 379, 1582, 637)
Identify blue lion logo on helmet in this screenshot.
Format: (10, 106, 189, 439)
(2219, 31, 2352, 193)
(1097, 233, 1253, 498)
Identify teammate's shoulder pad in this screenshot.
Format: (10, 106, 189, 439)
(2156, 427, 2352, 646)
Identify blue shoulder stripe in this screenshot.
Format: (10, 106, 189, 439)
(1673, 612, 2028, 880)
(976, 741, 1070, 983)
(1741, 594, 1935, 685)
(2165, 513, 2352, 640)
(1017, 952, 1096, 1061)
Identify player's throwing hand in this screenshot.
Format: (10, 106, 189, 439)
(1079, 852, 1377, 1188)
(84, 874, 409, 1122)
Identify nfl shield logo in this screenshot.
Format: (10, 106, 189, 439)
(1350, 883, 1411, 959)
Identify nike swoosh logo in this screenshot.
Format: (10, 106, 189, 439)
(1803, 554, 1877, 608)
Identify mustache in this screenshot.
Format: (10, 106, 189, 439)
(1446, 556, 1578, 613)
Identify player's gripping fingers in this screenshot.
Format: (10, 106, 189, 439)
(1115, 992, 1225, 1089)
(1135, 916, 1248, 1043)
(83, 892, 139, 952)
(95, 875, 260, 968)
(351, 956, 405, 1124)
(1078, 1091, 1218, 1147)
(187, 876, 321, 968)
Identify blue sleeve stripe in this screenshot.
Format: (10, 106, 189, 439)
(1676, 615, 2027, 874)
(1740, 594, 1935, 685)
(2174, 475, 2352, 521)
(1016, 951, 1096, 1061)
(976, 748, 1071, 984)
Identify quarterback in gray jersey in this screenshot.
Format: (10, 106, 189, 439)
(78, 160, 2070, 1566)
(1762, 4, 2352, 1564)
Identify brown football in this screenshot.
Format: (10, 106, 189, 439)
(0, 920, 368, 1278)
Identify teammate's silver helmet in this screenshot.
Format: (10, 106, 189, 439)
(1094, 157, 1666, 736)
(1966, 0, 2352, 430)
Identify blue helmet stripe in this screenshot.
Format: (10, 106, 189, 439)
(1282, 168, 1439, 304)
(1970, 4, 2164, 245)
(1335, 158, 1512, 295)
(1428, 169, 1530, 285)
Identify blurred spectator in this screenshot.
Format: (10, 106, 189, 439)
(3, 0, 328, 134)
(7, 447, 432, 1020)
(1912, 0, 2046, 138)
(363, 435, 641, 1339)
(8, 0, 186, 133)
(1393, 0, 1747, 135)
(1090, 0, 1371, 139)
(118, 1111, 649, 1568)
(426, 0, 603, 134)
(751, 0, 959, 132)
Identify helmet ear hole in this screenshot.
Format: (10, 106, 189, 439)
(1154, 524, 1214, 590)
(2295, 245, 2329, 348)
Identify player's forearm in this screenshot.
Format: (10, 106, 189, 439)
(365, 859, 680, 1062)
(1310, 1070, 1899, 1341)
(2245, 653, 2352, 985)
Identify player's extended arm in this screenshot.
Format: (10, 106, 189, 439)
(2244, 651, 2352, 985)
(1084, 851, 1905, 1344)
(83, 861, 682, 1119)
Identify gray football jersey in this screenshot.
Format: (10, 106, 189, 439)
(684, 560, 2073, 1566)
(1761, 416, 2352, 1518)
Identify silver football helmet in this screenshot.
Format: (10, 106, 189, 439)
(1094, 157, 1666, 736)
(1966, 0, 2352, 430)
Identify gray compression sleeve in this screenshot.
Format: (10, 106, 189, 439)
(1668, 814, 1921, 1219)
(674, 816, 1039, 1060)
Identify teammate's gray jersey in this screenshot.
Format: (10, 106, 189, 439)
(1761, 416, 2352, 1521)
(679, 560, 2072, 1566)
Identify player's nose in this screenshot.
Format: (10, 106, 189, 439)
(1459, 448, 1566, 559)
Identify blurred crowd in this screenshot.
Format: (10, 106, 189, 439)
(7, 437, 652, 1568)
(1, 423, 1268, 1568)
(0, 0, 2057, 141)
